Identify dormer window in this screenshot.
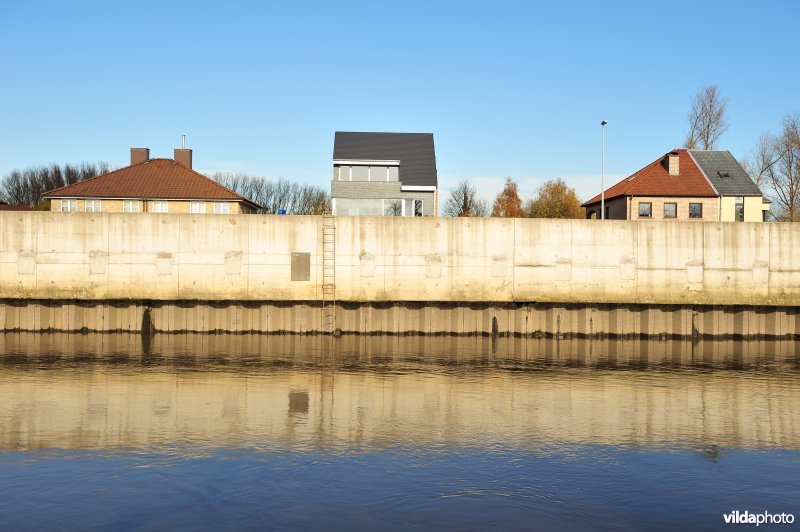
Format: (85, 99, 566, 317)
(718, 171, 731, 178)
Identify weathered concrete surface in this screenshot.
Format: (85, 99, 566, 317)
(1, 212, 799, 305)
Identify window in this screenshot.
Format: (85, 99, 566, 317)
(403, 199, 423, 217)
(370, 166, 387, 181)
(638, 202, 652, 217)
(735, 196, 744, 222)
(351, 166, 369, 181)
(337, 166, 350, 181)
(152, 201, 169, 213)
(190, 201, 205, 214)
(334, 198, 383, 216)
(384, 199, 402, 216)
(123, 200, 139, 213)
(689, 203, 703, 219)
(213, 202, 230, 214)
(388, 167, 399, 181)
(85, 199, 101, 212)
(60, 199, 77, 212)
(663, 202, 677, 218)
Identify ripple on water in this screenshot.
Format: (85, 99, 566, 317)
(0, 333, 799, 529)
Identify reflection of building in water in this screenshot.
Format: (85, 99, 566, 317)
(0, 333, 798, 453)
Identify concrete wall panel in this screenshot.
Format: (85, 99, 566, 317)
(1, 213, 798, 305)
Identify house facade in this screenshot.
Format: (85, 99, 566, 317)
(331, 132, 438, 216)
(583, 149, 770, 222)
(43, 148, 261, 214)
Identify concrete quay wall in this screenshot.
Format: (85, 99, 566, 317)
(1, 212, 799, 305)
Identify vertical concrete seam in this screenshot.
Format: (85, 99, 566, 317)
(512, 218, 517, 302)
(634, 219, 640, 303)
(245, 214, 250, 297)
(569, 219, 574, 301)
(386, 216, 390, 297)
(177, 214, 183, 299)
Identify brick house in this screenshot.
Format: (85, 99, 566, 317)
(332, 132, 438, 216)
(43, 148, 261, 214)
(583, 149, 770, 222)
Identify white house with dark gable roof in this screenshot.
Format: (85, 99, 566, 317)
(332, 132, 438, 216)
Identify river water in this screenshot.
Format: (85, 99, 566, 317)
(1, 332, 798, 530)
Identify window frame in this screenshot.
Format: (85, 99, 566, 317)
(60, 199, 77, 212)
(402, 199, 424, 217)
(638, 202, 652, 218)
(369, 166, 388, 181)
(351, 165, 369, 181)
(213, 202, 230, 214)
(735, 196, 744, 222)
(190, 201, 206, 214)
(151, 200, 169, 213)
(663, 202, 677, 219)
(689, 202, 703, 219)
(122, 200, 139, 213)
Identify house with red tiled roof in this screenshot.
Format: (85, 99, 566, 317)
(0, 201, 32, 212)
(43, 148, 261, 214)
(582, 149, 770, 222)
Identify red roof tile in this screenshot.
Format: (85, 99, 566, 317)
(42, 159, 261, 209)
(582, 149, 716, 206)
(0, 204, 33, 211)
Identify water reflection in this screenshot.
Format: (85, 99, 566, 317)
(1, 331, 798, 370)
(0, 332, 798, 453)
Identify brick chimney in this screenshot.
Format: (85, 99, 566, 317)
(130, 148, 150, 165)
(665, 151, 680, 176)
(174, 148, 192, 169)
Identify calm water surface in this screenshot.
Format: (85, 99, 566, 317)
(0, 333, 798, 530)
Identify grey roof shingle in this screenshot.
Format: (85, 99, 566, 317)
(333, 132, 437, 187)
(689, 150, 763, 196)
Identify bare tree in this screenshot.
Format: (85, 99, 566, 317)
(740, 132, 782, 188)
(212, 172, 331, 215)
(0, 162, 111, 206)
(441, 179, 488, 217)
(684, 85, 729, 150)
(766, 114, 800, 221)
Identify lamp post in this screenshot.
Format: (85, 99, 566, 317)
(601, 120, 608, 220)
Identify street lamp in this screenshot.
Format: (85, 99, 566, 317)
(601, 120, 608, 220)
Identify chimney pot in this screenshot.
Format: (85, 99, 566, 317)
(130, 148, 150, 166)
(174, 148, 192, 169)
(665, 152, 680, 176)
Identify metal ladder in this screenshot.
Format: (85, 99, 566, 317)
(322, 214, 336, 334)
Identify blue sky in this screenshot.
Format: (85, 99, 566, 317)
(1, 0, 798, 205)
